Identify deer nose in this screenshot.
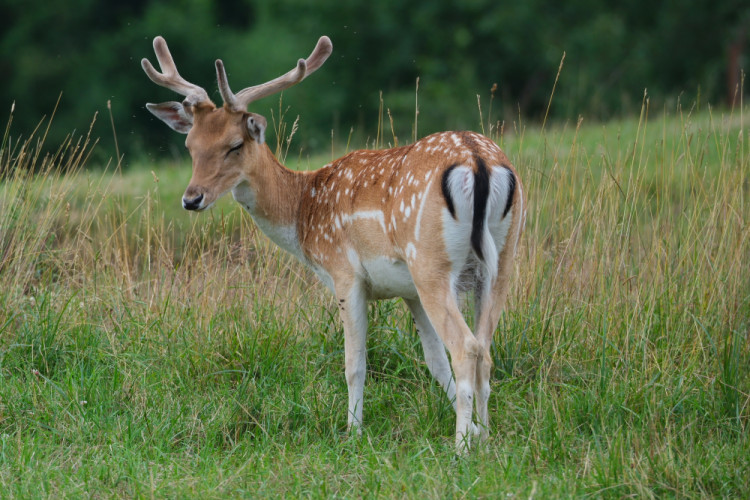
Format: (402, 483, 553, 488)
(182, 193, 204, 211)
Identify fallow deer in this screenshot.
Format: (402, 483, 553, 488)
(142, 35, 525, 451)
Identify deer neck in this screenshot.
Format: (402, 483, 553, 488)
(231, 144, 309, 260)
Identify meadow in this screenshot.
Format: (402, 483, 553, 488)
(0, 98, 748, 498)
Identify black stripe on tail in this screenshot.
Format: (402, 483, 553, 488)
(470, 157, 490, 261)
(502, 165, 516, 218)
(441, 164, 460, 219)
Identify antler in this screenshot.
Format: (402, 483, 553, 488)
(141, 36, 210, 106)
(216, 36, 333, 111)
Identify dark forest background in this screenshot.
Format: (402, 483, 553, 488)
(1, 0, 748, 165)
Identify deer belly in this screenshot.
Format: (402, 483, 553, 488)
(361, 257, 418, 300)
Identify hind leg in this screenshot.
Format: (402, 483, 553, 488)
(408, 278, 481, 452)
(473, 245, 520, 442)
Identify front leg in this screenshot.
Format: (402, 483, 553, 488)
(336, 280, 369, 432)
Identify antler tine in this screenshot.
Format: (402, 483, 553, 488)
(141, 36, 209, 105)
(216, 36, 333, 111)
(216, 59, 240, 110)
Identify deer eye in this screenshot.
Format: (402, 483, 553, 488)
(226, 142, 243, 157)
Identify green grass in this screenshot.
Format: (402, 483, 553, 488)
(0, 100, 748, 498)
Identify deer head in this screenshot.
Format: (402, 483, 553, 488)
(142, 35, 333, 210)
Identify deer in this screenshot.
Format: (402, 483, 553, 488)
(141, 34, 525, 451)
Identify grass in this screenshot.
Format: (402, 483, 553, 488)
(0, 97, 748, 498)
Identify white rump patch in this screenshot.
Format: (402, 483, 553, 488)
(483, 166, 517, 270)
(441, 165, 474, 271)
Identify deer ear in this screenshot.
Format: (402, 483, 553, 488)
(246, 113, 267, 144)
(146, 102, 193, 134)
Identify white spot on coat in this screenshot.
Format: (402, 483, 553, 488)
(405, 242, 417, 262)
(414, 178, 434, 241)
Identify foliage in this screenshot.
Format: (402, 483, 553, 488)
(0, 0, 748, 165)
